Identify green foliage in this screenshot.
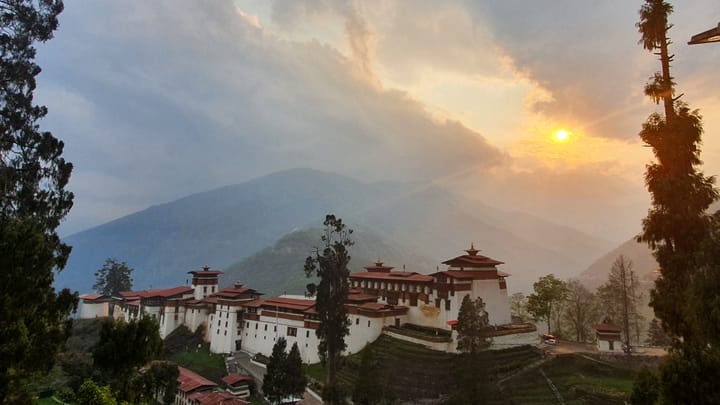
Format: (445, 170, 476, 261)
(654, 345, 720, 404)
(351, 348, 393, 405)
(75, 379, 117, 405)
(263, 337, 288, 404)
(447, 354, 493, 405)
(509, 292, 530, 322)
(527, 274, 568, 335)
(0, 218, 78, 402)
(287, 343, 308, 398)
(168, 341, 225, 384)
(456, 295, 490, 354)
(93, 258, 134, 296)
(597, 256, 643, 347)
(645, 318, 671, 347)
(304, 214, 353, 404)
(0, 1, 78, 400)
(636, 0, 718, 341)
(136, 362, 179, 405)
(562, 279, 598, 343)
(630, 368, 659, 405)
(264, 339, 307, 404)
(93, 317, 163, 398)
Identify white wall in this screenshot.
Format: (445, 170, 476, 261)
(597, 339, 620, 352)
(79, 301, 109, 319)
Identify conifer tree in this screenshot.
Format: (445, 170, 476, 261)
(93, 258, 134, 296)
(263, 337, 288, 405)
(304, 214, 353, 404)
(0, 0, 78, 400)
(352, 348, 384, 405)
(456, 295, 491, 354)
(286, 343, 307, 399)
(636, 0, 717, 341)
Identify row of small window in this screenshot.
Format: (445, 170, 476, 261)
(354, 318, 373, 327)
(351, 280, 431, 293)
(244, 333, 311, 348)
(244, 322, 304, 337)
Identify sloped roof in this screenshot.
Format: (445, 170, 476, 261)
(349, 271, 433, 283)
(138, 286, 193, 298)
(262, 297, 316, 312)
(188, 391, 248, 405)
(593, 323, 622, 333)
(222, 374, 253, 386)
(178, 367, 217, 393)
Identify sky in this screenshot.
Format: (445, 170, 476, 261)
(35, 0, 720, 243)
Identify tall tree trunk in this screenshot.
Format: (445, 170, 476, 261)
(659, 35, 674, 120)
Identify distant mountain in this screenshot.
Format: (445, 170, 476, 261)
(59, 168, 613, 294)
(577, 237, 657, 289)
(221, 227, 436, 296)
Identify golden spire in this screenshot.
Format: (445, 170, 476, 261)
(465, 242, 479, 256)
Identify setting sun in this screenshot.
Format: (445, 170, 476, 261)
(554, 129, 569, 142)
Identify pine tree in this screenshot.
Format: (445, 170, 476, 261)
(456, 295, 491, 354)
(646, 318, 671, 347)
(636, 0, 718, 341)
(286, 343, 307, 399)
(304, 214, 353, 404)
(597, 256, 643, 350)
(0, 1, 78, 400)
(93, 258, 134, 296)
(263, 337, 289, 404)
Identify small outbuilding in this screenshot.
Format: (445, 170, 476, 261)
(593, 323, 622, 352)
(78, 294, 111, 319)
(222, 374, 254, 399)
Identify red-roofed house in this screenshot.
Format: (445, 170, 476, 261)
(176, 367, 217, 405)
(222, 374, 253, 398)
(593, 323, 623, 352)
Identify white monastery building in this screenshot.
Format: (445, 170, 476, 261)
(83, 246, 536, 363)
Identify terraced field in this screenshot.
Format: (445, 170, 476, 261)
(502, 355, 638, 405)
(309, 334, 542, 401)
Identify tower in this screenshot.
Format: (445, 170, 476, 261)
(188, 265, 223, 300)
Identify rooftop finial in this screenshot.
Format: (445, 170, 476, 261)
(465, 242, 479, 256)
(203, 264, 209, 271)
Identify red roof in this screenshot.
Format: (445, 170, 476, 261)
(364, 261, 394, 273)
(178, 367, 217, 393)
(138, 286, 193, 299)
(212, 287, 259, 300)
(188, 391, 248, 405)
(350, 271, 433, 283)
(431, 270, 500, 280)
(222, 374, 254, 386)
(240, 300, 263, 308)
(188, 265, 224, 277)
(262, 297, 316, 312)
(593, 323, 622, 333)
(441, 255, 504, 268)
(80, 294, 110, 302)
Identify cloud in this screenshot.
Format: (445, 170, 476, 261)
(36, 0, 503, 233)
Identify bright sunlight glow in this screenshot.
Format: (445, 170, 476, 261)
(554, 129, 569, 142)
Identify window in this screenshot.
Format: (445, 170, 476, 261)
(435, 298, 441, 308)
(274, 325, 277, 332)
(368, 320, 371, 327)
(218, 320, 221, 327)
(356, 318, 359, 325)
(225, 321, 228, 327)
(287, 327, 297, 337)
(445, 300, 451, 311)
(204, 286, 207, 294)
(609, 341, 614, 351)
(306, 331, 310, 338)
(255, 323, 258, 330)
(216, 329, 220, 335)
(246, 322, 249, 328)
(264, 324, 268, 331)
(224, 330, 227, 336)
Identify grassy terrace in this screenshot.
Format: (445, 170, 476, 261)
(503, 354, 639, 405)
(305, 335, 542, 401)
(169, 342, 227, 383)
